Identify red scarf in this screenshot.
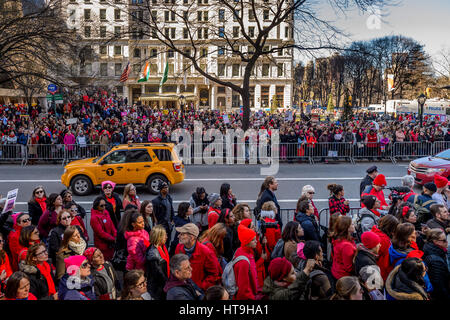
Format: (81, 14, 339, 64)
(36, 262, 56, 295)
(106, 196, 116, 213)
(35, 197, 47, 213)
(157, 245, 170, 277)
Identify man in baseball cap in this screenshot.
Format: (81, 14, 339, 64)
(174, 223, 220, 291)
(360, 166, 379, 196)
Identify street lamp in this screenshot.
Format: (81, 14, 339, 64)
(417, 93, 427, 128)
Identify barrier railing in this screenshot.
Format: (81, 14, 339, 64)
(1, 140, 449, 165)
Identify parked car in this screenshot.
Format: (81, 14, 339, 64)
(408, 148, 450, 185)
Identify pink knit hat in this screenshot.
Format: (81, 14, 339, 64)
(64, 255, 88, 276)
(101, 180, 116, 190)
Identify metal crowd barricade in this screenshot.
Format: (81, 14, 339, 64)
(0, 144, 26, 165)
(433, 141, 450, 154)
(26, 144, 66, 165)
(352, 142, 392, 163)
(392, 141, 433, 163)
(309, 142, 354, 164)
(64, 144, 110, 164)
(279, 142, 310, 163)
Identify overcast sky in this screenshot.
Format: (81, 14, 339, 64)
(295, 0, 450, 65)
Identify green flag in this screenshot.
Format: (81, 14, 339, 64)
(160, 62, 169, 87)
(137, 61, 150, 83)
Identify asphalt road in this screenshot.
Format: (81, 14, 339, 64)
(1, 161, 418, 214)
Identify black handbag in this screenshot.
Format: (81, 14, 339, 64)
(111, 248, 127, 272)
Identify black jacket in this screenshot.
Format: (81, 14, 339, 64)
(360, 175, 373, 196)
(90, 261, 121, 300)
(100, 192, 123, 229)
(426, 218, 449, 234)
(145, 245, 169, 300)
(257, 189, 282, 228)
(422, 242, 450, 300)
(152, 193, 174, 229)
(354, 245, 378, 276)
(0, 210, 14, 239)
(28, 200, 44, 226)
(221, 195, 236, 211)
(163, 274, 204, 300)
(48, 224, 86, 266)
(19, 263, 56, 300)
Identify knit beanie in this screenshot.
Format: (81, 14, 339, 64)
(207, 193, 220, 205)
(83, 247, 99, 264)
(238, 224, 256, 247)
(64, 255, 88, 276)
(268, 257, 293, 282)
(423, 182, 437, 193)
(361, 231, 381, 250)
(239, 219, 252, 228)
(361, 195, 377, 210)
(373, 174, 387, 187)
(434, 174, 448, 189)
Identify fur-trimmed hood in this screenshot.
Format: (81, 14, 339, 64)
(385, 265, 428, 300)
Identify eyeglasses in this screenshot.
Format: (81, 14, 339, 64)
(36, 249, 48, 256)
(19, 218, 31, 223)
(70, 207, 78, 212)
(61, 216, 72, 221)
(35, 190, 44, 194)
(81, 262, 90, 269)
(135, 279, 147, 289)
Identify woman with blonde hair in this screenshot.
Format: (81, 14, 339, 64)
(122, 183, 141, 211)
(330, 276, 363, 300)
(145, 225, 169, 300)
(55, 226, 87, 280)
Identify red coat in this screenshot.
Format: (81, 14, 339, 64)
(8, 225, 23, 271)
(261, 217, 281, 256)
(0, 253, 13, 280)
(233, 246, 259, 300)
(331, 238, 356, 280)
(207, 207, 220, 229)
(202, 241, 223, 276)
(362, 187, 388, 208)
(371, 225, 392, 281)
(71, 216, 89, 241)
(175, 241, 221, 291)
(90, 208, 117, 261)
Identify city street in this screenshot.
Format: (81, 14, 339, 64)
(1, 161, 417, 213)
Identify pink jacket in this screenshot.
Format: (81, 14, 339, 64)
(125, 229, 150, 271)
(63, 134, 76, 151)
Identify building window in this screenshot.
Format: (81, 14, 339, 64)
(114, 26, 121, 37)
(100, 26, 106, 38)
(171, 28, 175, 39)
(263, 9, 269, 20)
(150, 48, 157, 58)
(248, 9, 255, 21)
(262, 64, 269, 77)
(114, 46, 121, 56)
(278, 47, 283, 56)
(232, 26, 239, 38)
(232, 94, 240, 108)
(151, 10, 158, 21)
(232, 64, 239, 77)
(115, 63, 122, 76)
(85, 63, 92, 75)
(248, 26, 255, 38)
(100, 63, 108, 76)
(233, 9, 239, 21)
(218, 9, 225, 22)
(183, 28, 188, 39)
(84, 9, 91, 20)
(134, 48, 140, 57)
(218, 63, 225, 77)
(276, 86, 284, 107)
(261, 86, 269, 108)
(168, 63, 174, 75)
(277, 63, 284, 77)
(100, 45, 107, 55)
(114, 9, 121, 20)
(99, 9, 106, 20)
(217, 86, 225, 94)
(168, 49, 174, 58)
(218, 27, 224, 38)
(200, 48, 208, 58)
(150, 64, 158, 74)
(285, 26, 289, 38)
(218, 46, 225, 55)
(116, 86, 123, 94)
(84, 26, 91, 38)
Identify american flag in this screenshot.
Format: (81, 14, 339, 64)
(120, 62, 131, 82)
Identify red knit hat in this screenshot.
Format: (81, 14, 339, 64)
(238, 224, 256, 247)
(268, 257, 293, 282)
(373, 174, 387, 187)
(361, 231, 381, 249)
(83, 247, 99, 264)
(434, 174, 449, 189)
(239, 219, 252, 228)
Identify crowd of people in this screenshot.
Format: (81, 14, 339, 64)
(1, 90, 449, 163)
(0, 165, 449, 301)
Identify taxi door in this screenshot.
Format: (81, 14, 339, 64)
(125, 148, 153, 183)
(96, 149, 129, 184)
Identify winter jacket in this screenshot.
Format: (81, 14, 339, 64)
(122, 197, 141, 211)
(48, 224, 86, 266)
(0, 210, 14, 238)
(19, 262, 56, 300)
(426, 218, 449, 234)
(233, 246, 259, 300)
(189, 192, 209, 228)
(422, 242, 450, 300)
(125, 229, 150, 271)
(385, 265, 428, 300)
(354, 244, 378, 276)
(100, 192, 123, 230)
(331, 238, 356, 280)
(90, 262, 121, 300)
(370, 225, 393, 281)
(163, 274, 204, 300)
(260, 216, 282, 255)
(175, 241, 221, 291)
(256, 189, 282, 228)
(221, 195, 236, 211)
(7, 224, 24, 271)
(145, 245, 169, 300)
(152, 193, 174, 239)
(58, 274, 96, 300)
(358, 207, 380, 233)
(90, 208, 117, 261)
(55, 246, 80, 280)
(362, 186, 388, 208)
(0, 253, 13, 283)
(207, 206, 221, 229)
(295, 212, 320, 242)
(37, 209, 59, 239)
(27, 201, 44, 226)
(261, 270, 310, 300)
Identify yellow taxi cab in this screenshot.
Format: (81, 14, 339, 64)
(61, 143, 185, 196)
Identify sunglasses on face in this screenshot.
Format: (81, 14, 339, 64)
(81, 262, 90, 269)
(19, 218, 31, 223)
(104, 186, 112, 190)
(61, 216, 72, 221)
(308, 192, 315, 194)
(98, 204, 106, 208)
(35, 190, 44, 194)
(0, 239, 4, 244)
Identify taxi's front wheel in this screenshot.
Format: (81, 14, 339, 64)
(71, 175, 93, 196)
(147, 174, 168, 195)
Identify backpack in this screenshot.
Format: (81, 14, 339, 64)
(355, 213, 377, 243)
(270, 239, 285, 260)
(221, 255, 250, 298)
(412, 195, 436, 224)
